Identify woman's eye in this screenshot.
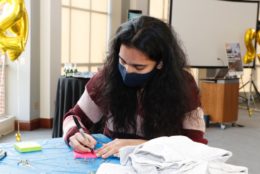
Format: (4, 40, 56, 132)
(119, 58, 126, 65)
(135, 66, 145, 71)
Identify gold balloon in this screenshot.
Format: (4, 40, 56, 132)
(256, 30, 260, 61)
(243, 28, 256, 64)
(0, 0, 28, 61)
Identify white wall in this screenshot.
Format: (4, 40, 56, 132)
(109, 0, 122, 39)
(130, 0, 149, 15)
(30, 0, 41, 120)
(40, 0, 61, 119)
(7, 0, 60, 121)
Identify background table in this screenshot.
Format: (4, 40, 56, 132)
(52, 76, 90, 138)
(0, 134, 119, 174)
(200, 79, 239, 124)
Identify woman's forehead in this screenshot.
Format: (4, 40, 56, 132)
(119, 45, 154, 64)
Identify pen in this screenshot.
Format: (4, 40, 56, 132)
(72, 116, 95, 153)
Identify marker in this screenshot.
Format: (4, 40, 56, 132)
(72, 116, 95, 153)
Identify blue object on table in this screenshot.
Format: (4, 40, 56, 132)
(0, 134, 119, 174)
(0, 149, 7, 160)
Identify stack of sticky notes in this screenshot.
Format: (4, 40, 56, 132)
(74, 151, 97, 159)
(14, 141, 42, 153)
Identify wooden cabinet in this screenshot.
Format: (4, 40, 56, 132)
(200, 79, 239, 123)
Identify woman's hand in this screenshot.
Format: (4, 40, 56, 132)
(69, 132, 97, 153)
(95, 139, 146, 158)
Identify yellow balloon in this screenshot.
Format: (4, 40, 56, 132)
(256, 30, 260, 61)
(0, 0, 28, 61)
(243, 28, 256, 64)
(243, 54, 254, 64)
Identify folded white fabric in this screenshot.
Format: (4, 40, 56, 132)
(96, 136, 247, 174)
(120, 136, 232, 173)
(208, 162, 248, 174)
(96, 162, 206, 174)
(96, 162, 248, 174)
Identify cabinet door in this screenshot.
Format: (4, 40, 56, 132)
(200, 81, 239, 123)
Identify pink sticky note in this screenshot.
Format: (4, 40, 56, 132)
(73, 151, 98, 159)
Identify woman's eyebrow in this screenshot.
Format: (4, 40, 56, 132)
(119, 55, 146, 67)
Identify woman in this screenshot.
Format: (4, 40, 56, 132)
(63, 16, 207, 158)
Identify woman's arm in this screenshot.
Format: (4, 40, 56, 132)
(182, 107, 208, 144)
(62, 89, 103, 144)
(181, 71, 208, 144)
(63, 72, 104, 151)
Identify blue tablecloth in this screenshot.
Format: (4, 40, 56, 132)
(0, 134, 119, 174)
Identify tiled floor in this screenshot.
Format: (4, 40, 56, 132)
(0, 128, 52, 143)
(205, 108, 260, 174)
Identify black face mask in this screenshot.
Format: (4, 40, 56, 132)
(118, 63, 156, 88)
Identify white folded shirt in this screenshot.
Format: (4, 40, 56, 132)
(97, 136, 247, 174)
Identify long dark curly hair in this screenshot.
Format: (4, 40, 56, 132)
(94, 16, 192, 139)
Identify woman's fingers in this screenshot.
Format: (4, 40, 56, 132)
(69, 135, 91, 152)
(95, 139, 146, 158)
(83, 133, 97, 149)
(69, 132, 97, 152)
(75, 132, 96, 149)
(96, 139, 120, 158)
(96, 145, 117, 158)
